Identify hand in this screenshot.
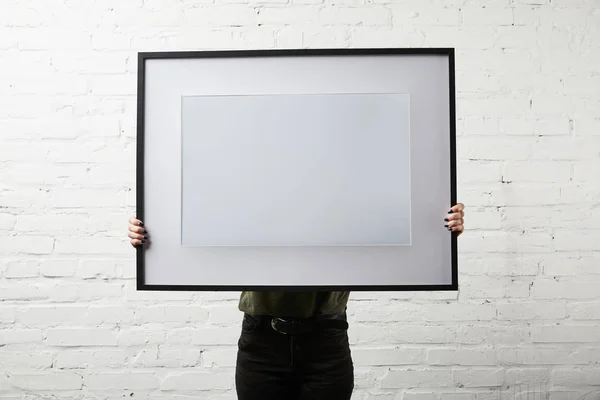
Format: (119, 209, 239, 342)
(445, 203, 465, 236)
(128, 216, 148, 247)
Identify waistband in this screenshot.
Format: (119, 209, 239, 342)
(245, 312, 349, 335)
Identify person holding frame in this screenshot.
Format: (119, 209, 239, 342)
(126, 202, 465, 399)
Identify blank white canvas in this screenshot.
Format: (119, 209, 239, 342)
(181, 93, 411, 247)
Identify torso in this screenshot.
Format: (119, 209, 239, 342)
(238, 291, 350, 319)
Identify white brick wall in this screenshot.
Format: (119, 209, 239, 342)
(1, 0, 599, 399)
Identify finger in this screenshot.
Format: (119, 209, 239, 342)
(129, 216, 145, 227)
(128, 231, 147, 241)
(446, 218, 464, 228)
(454, 224, 465, 233)
(448, 203, 465, 213)
(128, 224, 147, 234)
(445, 213, 462, 221)
(446, 225, 464, 233)
(130, 238, 145, 247)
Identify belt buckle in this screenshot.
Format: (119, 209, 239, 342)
(271, 317, 289, 335)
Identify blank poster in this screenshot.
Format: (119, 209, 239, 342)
(181, 93, 411, 247)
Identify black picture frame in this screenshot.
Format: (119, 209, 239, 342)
(136, 48, 457, 292)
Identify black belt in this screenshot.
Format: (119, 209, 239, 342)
(251, 313, 349, 335)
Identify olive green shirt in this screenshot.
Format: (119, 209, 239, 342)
(238, 291, 350, 319)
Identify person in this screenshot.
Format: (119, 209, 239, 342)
(127, 203, 465, 400)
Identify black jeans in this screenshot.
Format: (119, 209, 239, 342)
(235, 313, 354, 400)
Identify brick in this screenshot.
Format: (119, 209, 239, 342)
(498, 347, 600, 365)
(390, 6, 460, 26)
(460, 254, 540, 277)
(184, 6, 258, 26)
(258, 7, 320, 25)
(553, 230, 598, 251)
(502, 162, 572, 183)
(0, 236, 54, 255)
(40, 259, 78, 278)
(381, 369, 453, 389)
(0, 306, 16, 324)
(532, 136, 600, 160)
(45, 328, 118, 346)
(572, 161, 600, 182)
(0, 284, 49, 301)
(353, 347, 423, 366)
(427, 348, 496, 366)
(504, 368, 550, 387)
(54, 237, 129, 255)
(552, 368, 600, 386)
(86, 306, 136, 325)
(500, 116, 536, 135)
(303, 26, 350, 47)
(318, 6, 391, 26)
(0, 213, 17, 230)
(47, 189, 129, 209)
(0, 329, 42, 345)
(573, 117, 600, 136)
(83, 372, 158, 390)
(48, 282, 123, 302)
(459, 161, 503, 184)
(460, 277, 532, 299)
(204, 304, 241, 325)
(160, 372, 232, 391)
(8, 373, 83, 391)
(3, 260, 39, 278)
(568, 302, 600, 320)
(497, 301, 566, 320)
(452, 368, 504, 388)
(201, 347, 238, 368)
(50, 51, 129, 74)
(166, 328, 195, 345)
(349, 27, 425, 48)
(460, 231, 552, 253)
(402, 394, 437, 400)
(16, 305, 87, 326)
(455, 325, 529, 345)
(118, 327, 166, 346)
(384, 325, 456, 345)
(165, 305, 210, 323)
(192, 327, 241, 346)
(77, 260, 118, 279)
(351, 301, 424, 323)
(425, 304, 496, 322)
(531, 277, 600, 300)
(437, 395, 478, 400)
(131, 346, 201, 368)
(457, 137, 533, 161)
(0, 350, 53, 369)
(532, 325, 600, 343)
(461, 6, 513, 26)
(54, 349, 128, 369)
(491, 185, 562, 207)
(542, 254, 599, 276)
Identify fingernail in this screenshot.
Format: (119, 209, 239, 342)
(139, 222, 144, 227)
(444, 218, 449, 221)
(144, 236, 148, 240)
(141, 240, 146, 244)
(448, 210, 452, 214)
(444, 224, 448, 227)
(143, 230, 148, 234)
